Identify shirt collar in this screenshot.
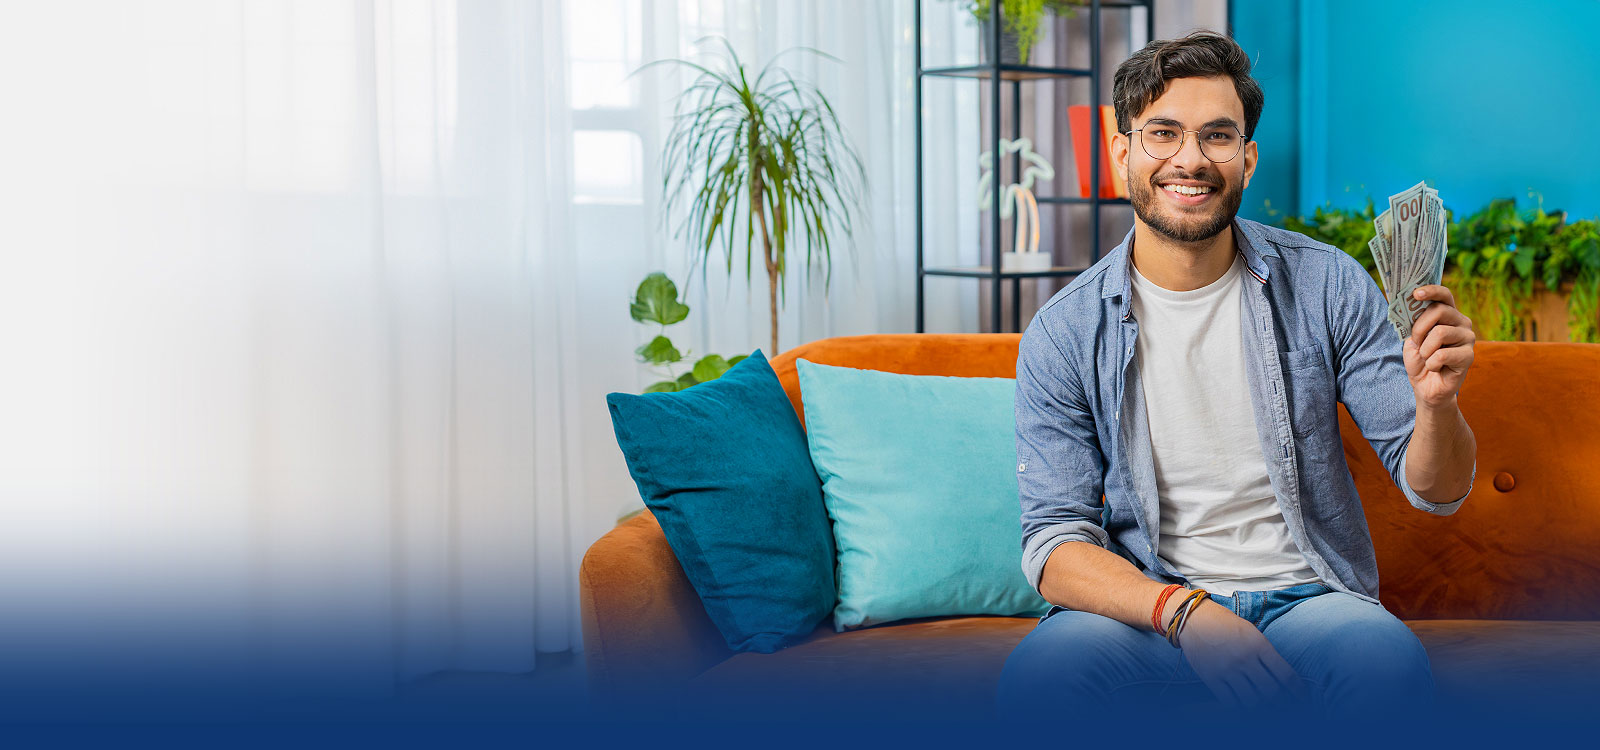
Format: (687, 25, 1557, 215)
(1103, 217, 1278, 320)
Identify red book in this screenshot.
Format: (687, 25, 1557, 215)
(1068, 104, 1117, 199)
(1101, 105, 1128, 198)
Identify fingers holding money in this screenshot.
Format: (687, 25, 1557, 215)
(1409, 284, 1457, 310)
(1408, 286, 1471, 344)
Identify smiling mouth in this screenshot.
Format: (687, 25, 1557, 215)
(1160, 182, 1216, 197)
(1154, 180, 1221, 207)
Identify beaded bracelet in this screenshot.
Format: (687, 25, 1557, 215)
(1151, 584, 1183, 634)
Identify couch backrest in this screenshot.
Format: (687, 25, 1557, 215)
(770, 336, 1600, 621)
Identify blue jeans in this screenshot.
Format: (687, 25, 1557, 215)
(995, 582, 1435, 721)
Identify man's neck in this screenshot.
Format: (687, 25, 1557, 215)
(1129, 221, 1237, 292)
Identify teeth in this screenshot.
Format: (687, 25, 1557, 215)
(1163, 184, 1213, 196)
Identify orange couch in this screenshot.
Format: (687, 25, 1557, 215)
(580, 334, 1600, 720)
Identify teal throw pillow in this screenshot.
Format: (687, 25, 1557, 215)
(795, 358, 1049, 630)
(606, 350, 836, 653)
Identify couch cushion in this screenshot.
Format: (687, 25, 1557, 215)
(795, 358, 1049, 631)
(1406, 619, 1600, 712)
(669, 617, 1600, 720)
(683, 615, 1032, 720)
(605, 350, 836, 653)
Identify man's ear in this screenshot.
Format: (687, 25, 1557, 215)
(1111, 130, 1129, 185)
(1241, 138, 1258, 190)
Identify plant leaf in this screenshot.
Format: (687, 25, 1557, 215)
(1513, 247, 1536, 279)
(691, 354, 731, 382)
(630, 273, 690, 325)
(644, 380, 680, 393)
(635, 335, 683, 365)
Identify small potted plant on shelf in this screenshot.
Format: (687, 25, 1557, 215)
(964, 0, 1084, 66)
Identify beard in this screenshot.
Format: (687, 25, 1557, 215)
(1128, 170, 1244, 243)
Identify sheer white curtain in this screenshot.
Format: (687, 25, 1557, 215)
(0, 0, 578, 687)
(0, 0, 946, 690)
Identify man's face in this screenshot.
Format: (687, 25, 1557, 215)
(1113, 76, 1258, 244)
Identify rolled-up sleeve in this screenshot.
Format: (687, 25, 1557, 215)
(1329, 253, 1474, 515)
(1016, 315, 1111, 598)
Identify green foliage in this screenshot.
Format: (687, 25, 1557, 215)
(629, 272, 690, 326)
(630, 272, 750, 393)
(1276, 194, 1600, 343)
(1277, 198, 1380, 283)
(637, 37, 867, 355)
(966, 0, 1082, 65)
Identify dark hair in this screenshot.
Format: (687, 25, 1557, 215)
(1112, 31, 1264, 140)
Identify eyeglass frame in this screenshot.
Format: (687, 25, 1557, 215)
(1123, 120, 1251, 164)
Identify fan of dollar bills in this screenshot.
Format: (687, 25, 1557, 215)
(1370, 181, 1447, 341)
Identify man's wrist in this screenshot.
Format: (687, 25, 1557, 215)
(1416, 393, 1461, 419)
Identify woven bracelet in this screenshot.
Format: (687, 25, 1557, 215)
(1167, 590, 1211, 648)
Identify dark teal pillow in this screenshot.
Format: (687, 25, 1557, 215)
(605, 350, 836, 653)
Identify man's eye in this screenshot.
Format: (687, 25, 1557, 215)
(1206, 131, 1234, 141)
(1150, 129, 1178, 139)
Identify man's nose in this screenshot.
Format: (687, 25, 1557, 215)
(1167, 130, 1209, 173)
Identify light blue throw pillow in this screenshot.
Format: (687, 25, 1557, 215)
(795, 358, 1050, 631)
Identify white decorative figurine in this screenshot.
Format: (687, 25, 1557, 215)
(977, 138, 1055, 272)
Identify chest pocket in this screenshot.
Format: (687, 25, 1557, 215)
(1280, 344, 1334, 440)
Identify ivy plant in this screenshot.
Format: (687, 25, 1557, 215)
(631, 272, 748, 393)
(1276, 195, 1600, 343)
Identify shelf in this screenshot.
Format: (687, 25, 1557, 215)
(914, 0, 1152, 333)
(1036, 196, 1131, 205)
(921, 64, 1091, 80)
(925, 265, 1092, 279)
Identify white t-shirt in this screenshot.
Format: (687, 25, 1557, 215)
(1129, 251, 1322, 596)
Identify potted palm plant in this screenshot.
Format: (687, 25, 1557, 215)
(637, 38, 867, 356)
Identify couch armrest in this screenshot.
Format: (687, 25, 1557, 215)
(579, 509, 732, 700)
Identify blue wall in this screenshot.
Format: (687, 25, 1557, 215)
(1233, 0, 1599, 223)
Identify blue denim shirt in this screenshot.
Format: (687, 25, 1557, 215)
(1015, 217, 1475, 606)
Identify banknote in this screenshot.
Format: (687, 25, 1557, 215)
(1372, 182, 1447, 341)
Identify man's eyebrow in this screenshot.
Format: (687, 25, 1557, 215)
(1141, 116, 1241, 130)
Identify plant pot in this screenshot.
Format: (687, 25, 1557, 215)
(1002, 251, 1053, 273)
(978, 20, 1026, 65)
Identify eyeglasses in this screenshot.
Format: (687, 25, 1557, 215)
(1126, 122, 1248, 163)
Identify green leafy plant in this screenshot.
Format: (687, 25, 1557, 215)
(1557, 218, 1600, 342)
(1276, 198, 1380, 284)
(637, 38, 867, 357)
(1275, 194, 1600, 343)
(966, 0, 1083, 65)
(631, 272, 748, 393)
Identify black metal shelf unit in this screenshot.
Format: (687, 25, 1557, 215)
(914, 0, 1154, 334)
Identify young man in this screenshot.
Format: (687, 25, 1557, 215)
(996, 32, 1477, 720)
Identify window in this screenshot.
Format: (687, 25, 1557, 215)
(567, 0, 644, 204)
